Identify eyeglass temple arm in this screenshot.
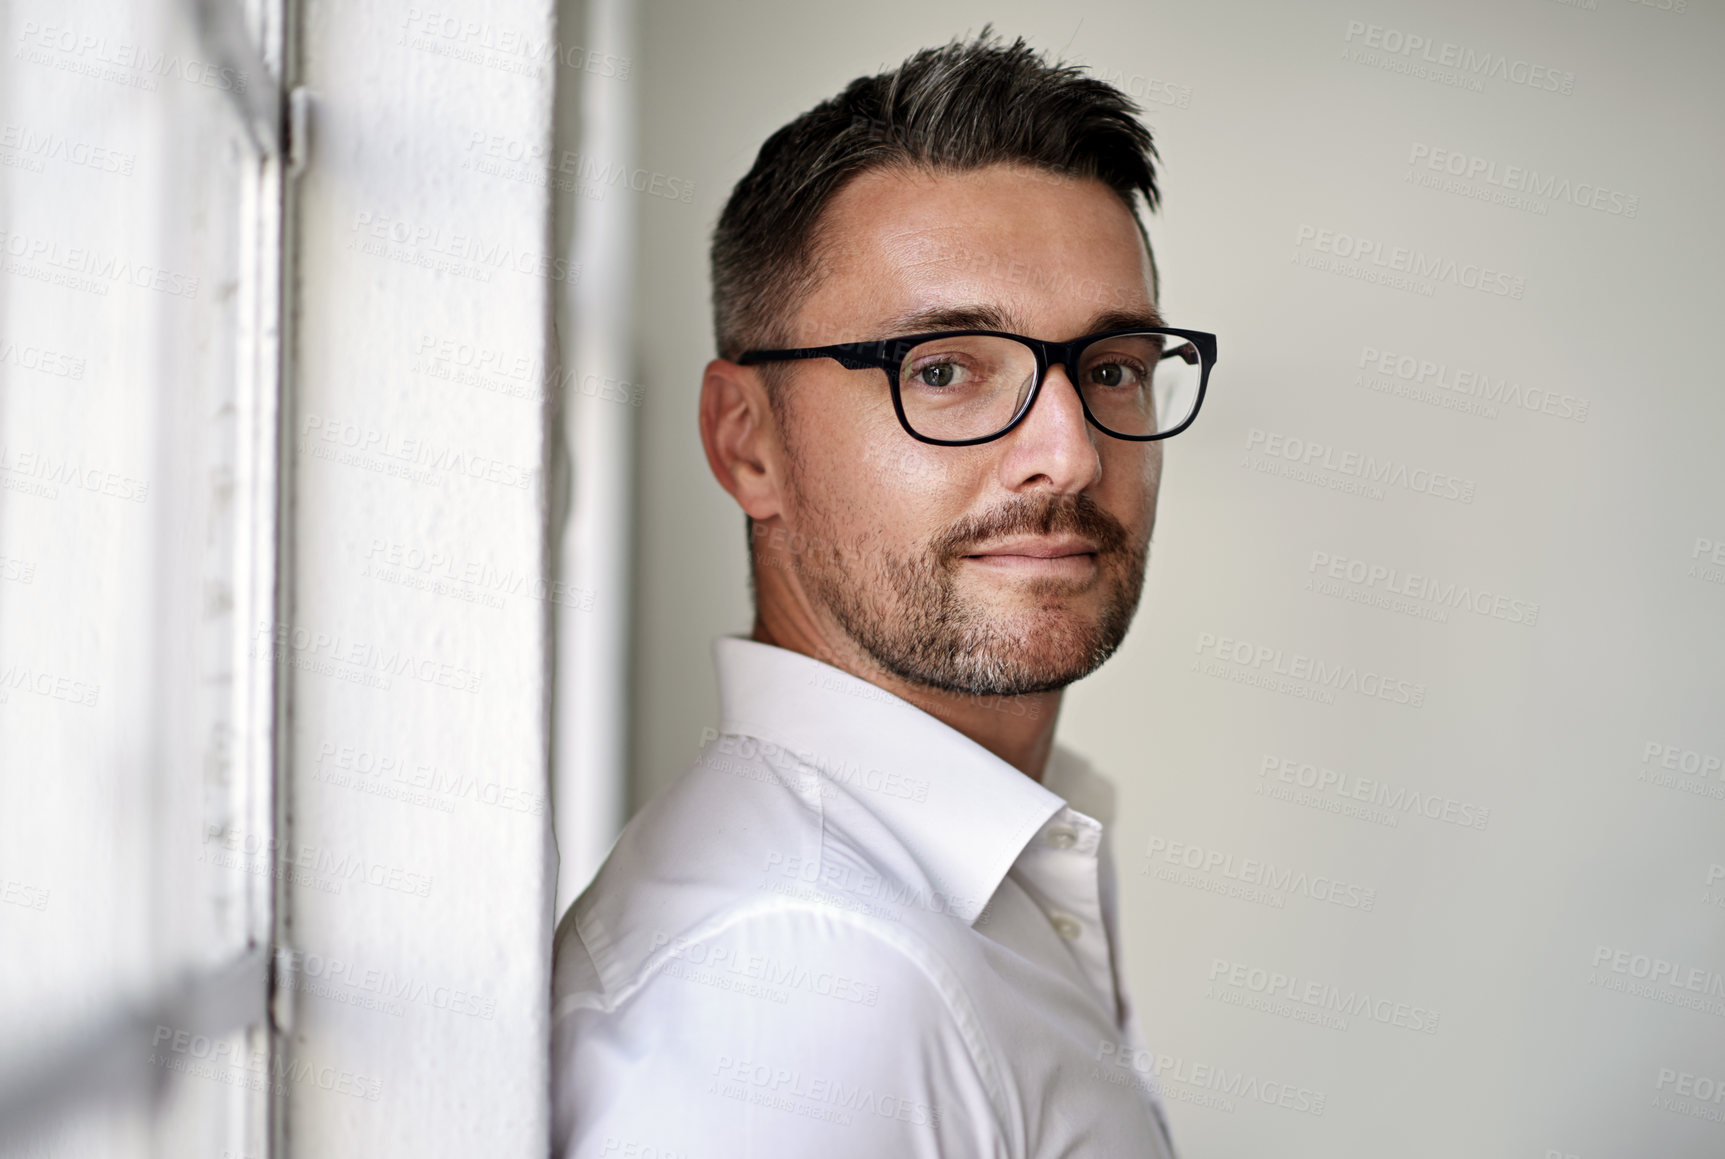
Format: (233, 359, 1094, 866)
(736, 341, 886, 372)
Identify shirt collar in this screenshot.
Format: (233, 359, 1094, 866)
(712, 635, 1093, 924)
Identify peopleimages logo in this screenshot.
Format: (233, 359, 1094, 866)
(1245, 428, 1476, 504)
(1307, 549, 1541, 627)
(1654, 1067, 1725, 1124)
(0, 337, 86, 380)
(0, 228, 201, 299)
(347, 211, 581, 286)
(1407, 144, 1638, 218)
(276, 947, 496, 1019)
(1094, 1042, 1327, 1116)
(1341, 20, 1576, 94)
(415, 333, 645, 408)
(0, 444, 150, 503)
(315, 739, 547, 817)
(203, 824, 436, 899)
(1195, 630, 1427, 708)
(1259, 754, 1493, 831)
(712, 1054, 943, 1129)
(150, 1026, 381, 1102)
(1294, 225, 1526, 299)
(251, 617, 484, 695)
(1143, 836, 1378, 911)
(0, 662, 100, 708)
(1085, 67, 1193, 109)
(1591, 945, 1725, 999)
(301, 413, 538, 492)
(649, 930, 881, 1007)
(14, 21, 248, 94)
(0, 123, 136, 176)
(399, 8, 631, 79)
(464, 132, 695, 204)
(1206, 957, 1442, 1034)
(1691, 537, 1725, 586)
(1634, 739, 1725, 803)
(1356, 345, 1589, 423)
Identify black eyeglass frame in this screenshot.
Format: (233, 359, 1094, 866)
(737, 327, 1218, 447)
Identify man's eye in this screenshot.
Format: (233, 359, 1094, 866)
(914, 361, 961, 388)
(1088, 362, 1141, 388)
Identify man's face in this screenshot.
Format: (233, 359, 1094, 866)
(766, 161, 1162, 696)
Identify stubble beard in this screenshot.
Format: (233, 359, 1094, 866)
(794, 492, 1150, 697)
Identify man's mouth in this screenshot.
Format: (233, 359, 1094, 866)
(961, 536, 1101, 577)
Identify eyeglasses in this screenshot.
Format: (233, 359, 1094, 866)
(738, 327, 1217, 446)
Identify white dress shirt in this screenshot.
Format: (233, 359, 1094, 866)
(551, 636, 1175, 1158)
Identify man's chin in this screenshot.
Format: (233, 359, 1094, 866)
(810, 540, 1142, 697)
(941, 607, 1120, 689)
(919, 642, 1107, 698)
(929, 569, 1140, 691)
(952, 564, 1111, 614)
(845, 593, 1124, 698)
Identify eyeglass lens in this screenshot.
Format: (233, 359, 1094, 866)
(897, 332, 1201, 441)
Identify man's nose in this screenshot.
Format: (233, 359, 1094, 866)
(998, 363, 1102, 494)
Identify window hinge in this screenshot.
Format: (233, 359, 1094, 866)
(287, 87, 312, 179)
(271, 942, 299, 1033)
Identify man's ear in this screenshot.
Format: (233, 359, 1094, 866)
(699, 358, 785, 522)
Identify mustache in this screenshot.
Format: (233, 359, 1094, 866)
(931, 492, 1131, 561)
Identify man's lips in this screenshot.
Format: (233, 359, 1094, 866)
(963, 536, 1100, 559)
(960, 536, 1102, 578)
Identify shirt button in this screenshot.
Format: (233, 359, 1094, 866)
(1050, 912, 1082, 941)
(1045, 826, 1078, 849)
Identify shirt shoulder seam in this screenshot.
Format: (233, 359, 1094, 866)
(554, 895, 1012, 1144)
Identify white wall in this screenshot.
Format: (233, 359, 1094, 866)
(281, 0, 563, 1153)
(627, 0, 1725, 1154)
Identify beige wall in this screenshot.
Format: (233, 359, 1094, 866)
(626, 1, 1725, 1153)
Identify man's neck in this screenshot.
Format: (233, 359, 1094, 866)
(750, 613, 1064, 781)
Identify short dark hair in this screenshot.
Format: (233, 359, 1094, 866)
(710, 25, 1161, 363)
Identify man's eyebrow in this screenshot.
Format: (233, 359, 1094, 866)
(879, 303, 1016, 335)
(877, 304, 1167, 339)
(1085, 308, 1167, 333)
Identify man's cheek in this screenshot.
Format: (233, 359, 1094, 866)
(1134, 442, 1163, 525)
(893, 445, 946, 499)
(1091, 442, 1156, 527)
(1140, 439, 1163, 487)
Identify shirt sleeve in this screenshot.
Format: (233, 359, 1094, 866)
(552, 905, 1011, 1159)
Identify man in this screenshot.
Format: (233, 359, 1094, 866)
(552, 29, 1215, 1158)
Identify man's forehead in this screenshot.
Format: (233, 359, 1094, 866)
(802, 171, 1157, 341)
(833, 200, 1148, 270)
